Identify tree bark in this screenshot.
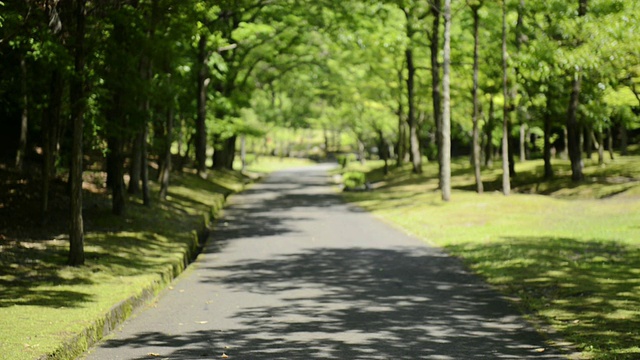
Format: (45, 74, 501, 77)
(406, 47, 422, 174)
(519, 124, 527, 162)
(543, 93, 553, 178)
(16, 55, 28, 171)
(567, 71, 584, 181)
(485, 95, 495, 168)
(430, 0, 442, 178)
(159, 107, 174, 200)
(128, 132, 142, 194)
(108, 135, 126, 215)
(501, 0, 511, 195)
(396, 68, 406, 167)
(607, 127, 614, 160)
(68, 0, 86, 266)
(502, 0, 511, 195)
(596, 129, 604, 165)
(440, 0, 452, 201)
(141, 123, 150, 206)
(619, 124, 628, 156)
(195, 34, 209, 176)
(471, 3, 483, 193)
(42, 70, 63, 223)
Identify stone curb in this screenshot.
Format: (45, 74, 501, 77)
(37, 192, 231, 360)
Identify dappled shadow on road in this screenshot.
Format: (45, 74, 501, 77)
(100, 246, 565, 359)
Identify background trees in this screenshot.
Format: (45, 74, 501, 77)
(1, 0, 639, 262)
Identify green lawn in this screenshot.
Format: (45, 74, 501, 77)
(339, 153, 640, 359)
(0, 157, 313, 360)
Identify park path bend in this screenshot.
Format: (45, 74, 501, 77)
(83, 164, 564, 359)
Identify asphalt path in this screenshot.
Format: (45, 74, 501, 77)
(83, 163, 565, 359)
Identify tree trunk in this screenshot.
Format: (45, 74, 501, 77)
(440, 0, 452, 201)
(108, 136, 126, 215)
(501, 0, 511, 195)
(42, 70, 63, 223)
(619, 124, 628, 156)
(607, 127, 614, 160)
(471, 4, 483, 193)
(159, 107, 174, 200)
(141, 123, 150, 206)
(596, 129, 604, 165)
(585, 127, 594, 160)
(431, 0, 442, 177)
(128, 132, 142, 194)
(567, 72, 584, 181)
(543, 94, 553, 178)
(68, 0, 86, 266)
(519, 124, 527, 162)
(16, 55, 28, 171)
(240, 135, 247, 171)
(485, 95, 495, 168)
(405, 48, 422, 174)
(195, 34, 208, 176)
(396, 68, 406, 168)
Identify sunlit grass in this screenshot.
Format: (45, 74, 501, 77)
(239, 155, 316, 174)
(340, 154, 640, 359)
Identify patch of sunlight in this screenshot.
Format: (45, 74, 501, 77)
(603, 309, 638, 320)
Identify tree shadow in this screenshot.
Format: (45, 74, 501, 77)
(447, 236, 640, 357)
(98, 246, 566, 359)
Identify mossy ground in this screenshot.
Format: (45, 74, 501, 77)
(339, 150, 640, 359)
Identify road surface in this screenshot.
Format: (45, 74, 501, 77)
(83, 163, 565, 359)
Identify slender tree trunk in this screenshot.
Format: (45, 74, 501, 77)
(567, 72, 584, 181)
(519, 124, 527, 162)
(108, 135, 126, 215)
(128, 133, 142, 194)
(159, 106, 174, 200)
(543, 95, 553, 178)
(440, 0, 452, 201)
(619, 124, 628, 156)
(195, 34, 208, 176)
(585, 127, 594, 160)
(566, 0, 588, 181)
(68, 0, 86, 266)
(471, 3, 483, 193)
(42, 70, 63, 223)
(141, 123, 150, 206)
(596, 129, 604, 165)
(501, 0, 511, 195)
(396, 68, 406, 167)
(607, 127, 614, 160)
(485, 95, 495, 168)
(240, 135, 247, 171)
(431, 0, 442, 178)
(406, 48, 422, 174)
(16, 56, 28, 171)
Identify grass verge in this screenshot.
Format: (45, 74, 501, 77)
(0, 157, 311, 360)
(338, 154, 640, 360)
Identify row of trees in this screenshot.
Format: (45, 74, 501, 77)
(1, 0, 639, 264)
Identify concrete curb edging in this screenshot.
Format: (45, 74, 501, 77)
(37, 193, 230, 360)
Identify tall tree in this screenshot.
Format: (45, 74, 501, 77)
(469, 0, 484, 193)
(440, 0, 452, 201)
(68, 0, 87, 266)
(501, 0, 511, 195)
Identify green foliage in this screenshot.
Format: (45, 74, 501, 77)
(343, 171, 366, 190)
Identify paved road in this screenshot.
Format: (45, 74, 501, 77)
(83, 164, 565, 359)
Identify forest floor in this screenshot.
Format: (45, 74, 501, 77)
(338, 147, 640, 360)
(0, 156, 313, 360)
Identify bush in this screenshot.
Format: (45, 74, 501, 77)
(343, 171, 366, 190)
